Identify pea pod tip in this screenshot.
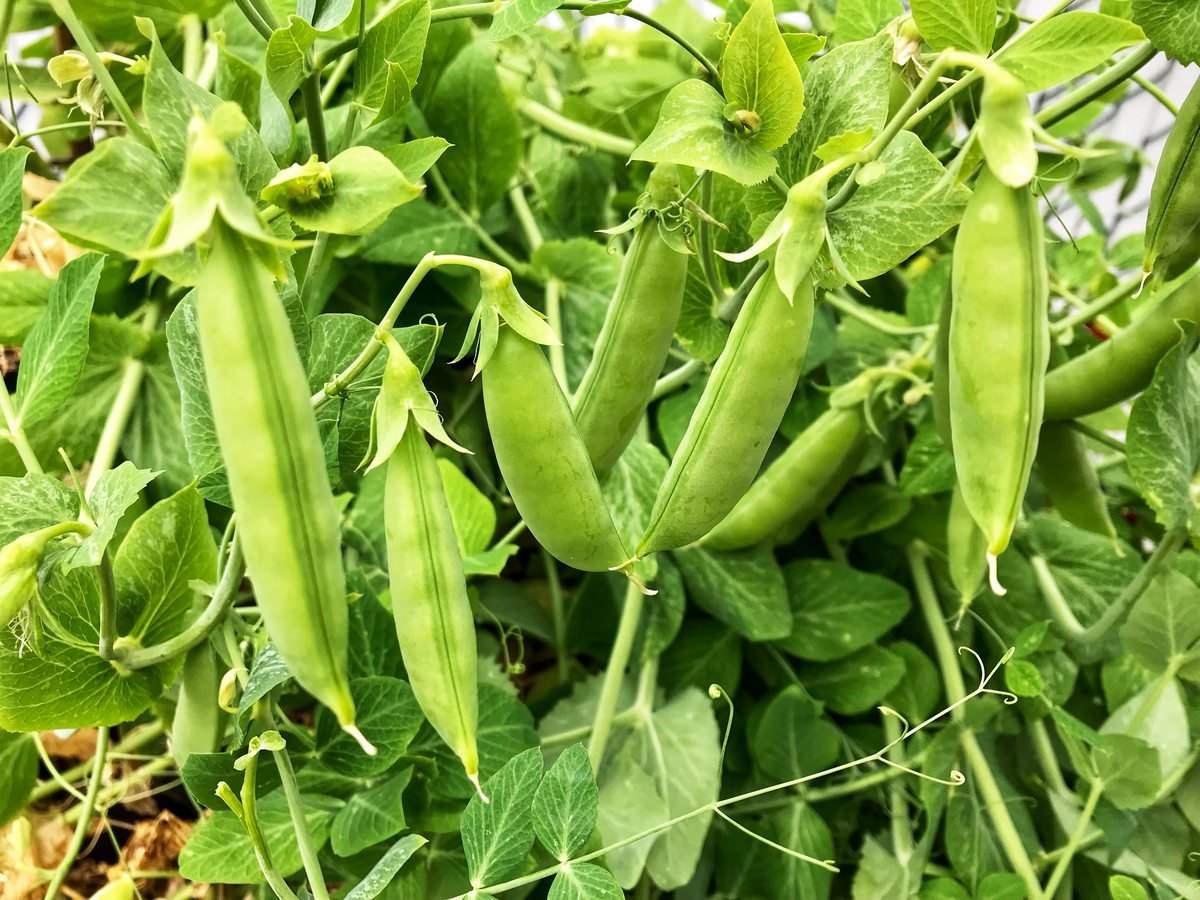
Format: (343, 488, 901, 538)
(986, 553, 1007, 597)
(468, 771, 490, 804)
(342, 723, 378, 757)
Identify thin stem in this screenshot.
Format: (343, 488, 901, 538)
(62, 755, 175, 824)
(48, 0, 153, 149)
(1051, 276, 1139, 335)
(908, 542, 1045, 899)
(233, 0, 274, 40)
(301, 73, 328, 159)
(589, 580, 646, 770)
(117, 538, 245, 669)
(884, 715, 913, 863)
(509, 183, 567, 387)
(652, 358, 704, 400)
(263, 715, 330, 900)
(541, 548, 570, 683)
(31, 721, 165, 802)
(517, 97, 636, 157)
(97, 555, 117, 660)
(824, 292, 935, 336)
(1030, 555, 1085, 639)
(1067, 421, 1125, 455)
(34, 734, 88, 802)
(1043, 777, 1102, 897)
(1035, 43, 1157, 129)
(301, 233, 332, 316)
(181, 15, 204, 82)
(426, 166, 530, 276)
(9, 119, 125, 145)
(86, 304, 160, 498)
(697, 174, 723, 300)
(0, 384, 42, 473)
(43, 727, 109, 900)
(240, 754, 300, 900)
(1077, 526, 1188, 644)
(1132, 72, 1178, 116)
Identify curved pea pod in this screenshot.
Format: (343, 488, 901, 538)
(1036, 422, 1116, 540)
(197, 222, 365, 751)
(364, 334, 481, 787)
(702, 401, 868, 551)
(171, 639, 224, 769)
(1144, 79, 1200, 289)
(1043, 273, 1200, 420)
(949, 167, 1049, 591)
(946, 483, 987, 619)
(484, 327, 630, 572)
(637, 272, 814, 556)
(573, 166, 689, 474)
(977, 69, 1038, 189)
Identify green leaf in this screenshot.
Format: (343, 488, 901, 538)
(358, 134, 450, 182)
(265, 15, 317, 102)
(1094, 733, 1161, 809)
(238, 645, 293, 718)
(461, 746, 544, 887)
(672, 544, 792, 641)
(0, 729, 37, 825)
(0, 269, 53, 344)
(330, 769, 412, 857)
(14, 253, 103, 429)
(356, 0, 431, 124)
(600, 440, 670, 579)
(834, 0, 903, 43)
(315, 676, 424, 777)
(1126, 325, 1200, 531)
(532, 743, 599, 860)
(1132, 0, 1200, 64)
(1101, 675, 1189, 782)
(721, 0, 805, 150)
(1121, 571, 1200, 679)
(425, 683, 538, 799)
(1004, 659, 1044, 697)
(179, 791, 341, 882)
(910, 0, 997, 54)
(548, 863, 623, 900)
(425, 40, 522, 213)
(946, 793, 1005, 891)
(0, 147, 31, 257)
(978, 872, 1027, 900)
(751, 685, 840, 780)
(0, 475, 78, 546)
(344, 834, 429, 900)
(660, 620, 743, 697)
(822, 133, 970, 287)
(899, 421, 957, 496)
(271, 147, 422, 235)
(777, 560, 910, 662)
(851, 834, 909, 899)
(489, 0, 565, 40)
(796, 644, 906, 715)
(62, 463, 157, 572)
(631, 80, 777, 186)
(311, 0, 355, 31)
(597, 751, 670, 889)
(1109, 874, 1150, 900)
(996, 12, 1146, 92)
(361, 199, 478, 265)
(438, 458, 495, 558)
(825, 483, 912, 539)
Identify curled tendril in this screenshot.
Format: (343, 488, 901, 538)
(715, 809, 839, 873)
(878, 705, 912, 740)
(879, 756, 966, 788)
(708, 684, 735, 770)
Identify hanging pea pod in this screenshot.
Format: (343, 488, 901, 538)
(949, 166, 1049, 593)
(1043, 272, 1200, 420)
(363, 334, 481, 790)
(171, 639, 224, 769)
(458, 267, 632, 574)
(572, 164, 690, 474)
(946, 483, 987, 621)
(157, 111, 367, 751)
(976, 68, 1038, 189)
(1143, 78, 1200, 290)
(637, 271, 815, 556)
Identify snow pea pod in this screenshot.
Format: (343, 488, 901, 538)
(1144, 78, 1200, 288)
(1036, 422, 1115, 540)
(946, 483, 987, 617)
(1043, 272, 1200, 420)
(171, 639, 223, 769)
(573, 165, 689, 474)
(197, 222, 365, 750)
(636, 272, 814, 556)
(484, 327, 630, 572)
(702, 401, 867, 551)
(949, 167, 1049, 590)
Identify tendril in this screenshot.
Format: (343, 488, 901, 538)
(715, 809, 839, 873)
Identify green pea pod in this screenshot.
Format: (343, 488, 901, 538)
(702, 401, 868, 551)
(637, 271, 814, 556)
(197, 222, 365, 752)
(171, 639, 224, 769)
(931, 282, 953, 450)
(484, 327, 630, 572)
(1036, 422, 1116, 540)
(949, 167, 1049, 591)
(1144, 79, 1200, 288)
(1044, 273, 1200, 421)
(573, 166, 689, 474)
(0, 522, 86, 627)
(946, 483, 987, 619)
(977, 69, 1037, 189)
(364, 334, 481, 789)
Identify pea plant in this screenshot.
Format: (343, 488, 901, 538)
(2, 0, 1200, 897)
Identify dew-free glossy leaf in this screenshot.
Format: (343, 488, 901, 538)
(547, 863, 623, 900)
(344, 833, 428, 900)
(0, 147, 31, 257)
(722, 0, 805, 150)
(910, 0, 997, 54)
(532, 743, 599, 860)
(1133, 0, 1200, 64)
(996, 12, 1145, 92)
(462, 746, 544, 887)
(315, 676, 424, 777)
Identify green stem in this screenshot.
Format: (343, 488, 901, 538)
(30, 721, 165, 802)
(1132, 72, 1178, 115)
(97, 554, 117, 660)
(1030, 555, 1085, 639)
(62, 755, 175, 824)
(516, 97, 637, 156)
(824, 292, 935, 336)
(181, 14, 204, 82)
(1036, 43, 1157, 128)
(541, 548, 570, 683)
(427, 165, 531, 276)
(884, 715, 913, 863)
(0, 0, 15, 50)
(1051, 276, 1139, 335)
(43, 727, 110, 900)
(10, 119, 125, 145)
(697, 173, 723, 301)
(908, 542, 1045, 899)
(86, 304, 160, 498)
(301, 73, 328, 159)
(1066, 421, 1125, 455)
(48, 0, 153, 149)
(1079, 526, 1187, 644)
(240, 754, 300, 900)
(117, 538, 245, 669)
(508, 183, 567, 387)
(301, 232, 332, 316)
(262, 714, 331, 900)
(589, 580, 646, 770)
(1043, 777, 1102, 897)
(652, 358, 704, 400)
(233, 0, 273, 40)
(0, 384, 42, 474)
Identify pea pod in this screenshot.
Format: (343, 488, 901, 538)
(1144, 78, 1200, 288)
(171, 639, 224, 769)
(949, 166, 1049, 590)
(1043, 273, 1200, 420)
(1036, 422, 1116, 540)
(572, 165, 689, 474)
(702, 400, 869, 551)
(946, 483, 987, 618)
(0, 522, 87, 627)
(364, 334, 481, 788)
(484, 327, 630, 571)
(197, 221, 364, 750)
(636, 271, 814, 556)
